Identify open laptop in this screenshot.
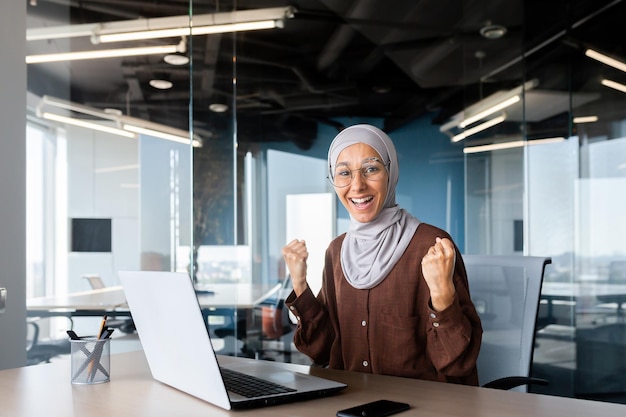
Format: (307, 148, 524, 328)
(118, 270, 346, 410)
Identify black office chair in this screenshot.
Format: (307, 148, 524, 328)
(463, 254, 551, 391)
(26, 316, 73, 365)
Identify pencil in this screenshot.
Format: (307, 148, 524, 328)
(86, 315, 108, 382)
(96, 315, 108, 339)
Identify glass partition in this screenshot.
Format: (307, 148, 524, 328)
(25, 1, 197, 351)
(22, 1, 626, 405)
(462, 0, 626, 402)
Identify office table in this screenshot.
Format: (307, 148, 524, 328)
(0, 350, 624, 417)
(26, 283, 282, 345)
(26, 283, 280, 312)
(541, 282, 626, 324)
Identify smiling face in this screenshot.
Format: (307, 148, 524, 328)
(333, 143, 389, 223)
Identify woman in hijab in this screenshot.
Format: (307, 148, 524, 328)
(282, 124, 482, 385)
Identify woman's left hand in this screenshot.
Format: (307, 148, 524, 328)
(421, 237, 456, 311)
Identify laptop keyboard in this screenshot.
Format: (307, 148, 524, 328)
(220, 367, 297, 398)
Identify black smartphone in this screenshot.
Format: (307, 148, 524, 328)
(336, 399, 410, 417)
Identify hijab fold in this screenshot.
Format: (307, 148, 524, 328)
(328, 124, 420, 290)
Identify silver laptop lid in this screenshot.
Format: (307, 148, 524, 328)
(119, 270, 232, 409)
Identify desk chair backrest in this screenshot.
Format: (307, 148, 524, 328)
(462, 255, 551, 392)
(82, 274, 105, 289)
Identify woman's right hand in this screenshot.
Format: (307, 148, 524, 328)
(281, 239, 309, 296)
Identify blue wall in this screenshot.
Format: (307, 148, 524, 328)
(263, 115, 466, 252)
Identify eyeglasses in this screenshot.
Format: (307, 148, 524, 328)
(328, 158, 389, 188)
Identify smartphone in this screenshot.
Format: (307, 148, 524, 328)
(336, 399, 410, 417)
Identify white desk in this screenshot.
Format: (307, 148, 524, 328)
(0, 350, 624, 417)
(26, 283, 280, 312)
(541, 282, 626, 322)
(27, 286, 128, 312)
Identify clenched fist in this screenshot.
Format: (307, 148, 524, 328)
(421, 237, 456, 311)
(282, 239, 309, 296)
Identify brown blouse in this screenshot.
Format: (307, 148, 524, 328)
(285, 223, 482, 385)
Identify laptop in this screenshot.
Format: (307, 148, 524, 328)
(118, 271, 346, 410)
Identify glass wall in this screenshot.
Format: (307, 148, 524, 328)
(22, 0, 626, 404)
(462, 0, 626, 402)
(25, 1, 199, 345)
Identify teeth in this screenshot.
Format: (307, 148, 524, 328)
(351, 196, 373, 204)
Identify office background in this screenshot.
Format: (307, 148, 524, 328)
(2, 0, 626, 405)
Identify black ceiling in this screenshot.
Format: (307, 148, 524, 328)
(26, 0, 626, 149)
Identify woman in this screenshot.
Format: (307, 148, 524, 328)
(282, 124, 482, 385)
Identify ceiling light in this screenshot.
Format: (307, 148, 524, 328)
(452, 114, 506, 142)
(573, 115, 598, 124)
(209, 103, 229, 113)
(26, 7, 295, 43)
(94, 7, 294, 43)
(463, 137, 565, 154)
(149, 79, 173, 90)
(459, 95, 519, 128)
(585, 49, 626, 73)
(98, 20, 279, 43)
(479, 24, 507, 40)
(122, 124, 201, 147)
(41, 112, 137, 138)
(26, 43, 182, 64)
(36, 95, 202, 147)
(440, 79, 539, 134)
(601, 78, 626, 94)
(163, 53, 189, 65)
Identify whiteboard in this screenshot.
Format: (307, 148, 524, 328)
(286, 193, 335, 297)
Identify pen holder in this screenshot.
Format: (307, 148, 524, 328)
(70, 337, 111, 384)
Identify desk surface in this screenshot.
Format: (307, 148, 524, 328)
(542, 281, 626, 299)
(26, 283, 280, 312)
(0, 350, 623, 417)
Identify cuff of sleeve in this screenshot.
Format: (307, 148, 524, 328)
(285, 287, 321, 322)
(427, 295, 464, 330)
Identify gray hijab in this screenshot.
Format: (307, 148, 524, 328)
(328, 124, 420, 289)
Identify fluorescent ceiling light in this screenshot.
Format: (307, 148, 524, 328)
(36, 95, 201, 147)
(41, 112, 137, 138)
(26, 7, 295, 43)
(440, 79, 538, 134)
(601, 78, 626, 94)
(26, 43, 181, 64)
(463, 137, 565, 154)
(122, 124, 201, 147)
(452, 114, 506, 142)
(459, 95, 519, 128)
(573, 115, 598, 124)
(98, 20, 278, 43)
(585, 49, 626, 73)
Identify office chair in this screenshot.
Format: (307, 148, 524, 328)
(26, 316, 73, 365)
(463, 254, 551, 391)
(252, 278, 297, 362)
(82, 274, 135, 333)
